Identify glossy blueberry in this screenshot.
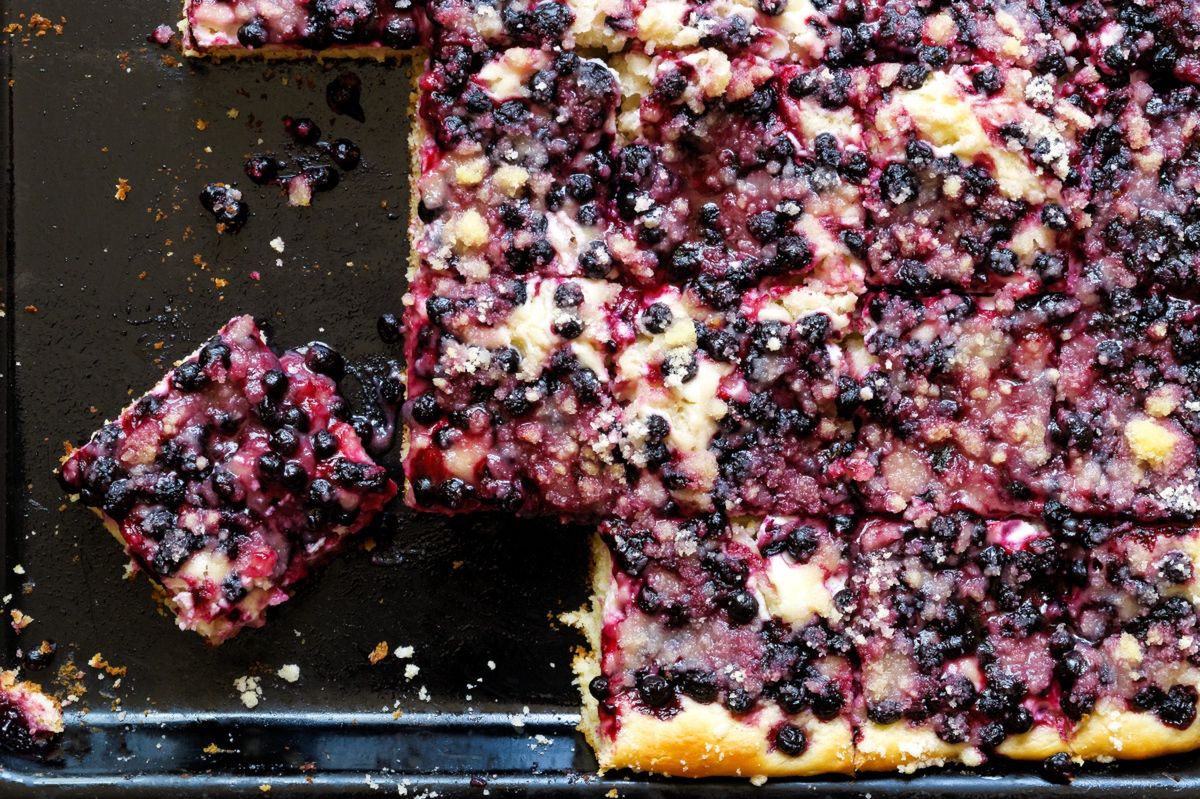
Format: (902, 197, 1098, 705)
(312, 429, 339, 460)
(306, 343, 344, 380)
(726, 590, 758, 625)
(244, 155, 278, 184)
(262, 369, 289, 400)
(269, 427, 300, 456)
(305, 165, 340, 192)
(331, 139, 362, 170)
(173, 361, 209, 392)
(588, 676, 610, 701)
(236, 17, 269, 47)
(636, 672, 673, 708)
(284, 116, 321, 144)
(775, 723, 808, 756)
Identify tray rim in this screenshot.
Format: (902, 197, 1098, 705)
(4, 2, 1200, 796)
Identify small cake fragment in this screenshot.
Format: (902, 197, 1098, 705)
(58, 315, 396, 643)
(0, 670, 63, 754)
(182, 0, 422, 56)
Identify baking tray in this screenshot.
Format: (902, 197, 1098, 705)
(3, 1, 1200, 796)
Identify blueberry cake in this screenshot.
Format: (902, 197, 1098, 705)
(572, 514, 856, 776)
(181, 0, 422, 56)
(58, 316, 396, 643)
(160, 0, 1200, 778)
(0, 671, 63, 755)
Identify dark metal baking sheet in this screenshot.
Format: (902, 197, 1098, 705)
(3, 1, 1200, 796)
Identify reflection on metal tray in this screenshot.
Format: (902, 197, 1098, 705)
(1, 0, 1199, 796)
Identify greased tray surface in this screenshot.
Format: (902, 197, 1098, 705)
(1, 2, 1199, 796)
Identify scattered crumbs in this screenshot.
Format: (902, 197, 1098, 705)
(12, 565, 24, 576)
(3, 14, 66, 38)
(153, 341, 164, 350)
(226, 108, 240, 119)
(486, 660, 495, 671)
(368, 641, 389, 665)
(532, 734, 551, 747)
(55, 661, 87, 706)
(404, 664, 420, 681)
(87, 652, 127, 677)
(10, 609, 32, 633)
(213, 277, 228, 289)
(234, 675, 263, 708)
(22, 305, 37, 314)
(195, 118, 208, 131)
(277, 664, 300, 683)
(605, 790, 619, 798)
(202, 742, 222, 754)
(417, 686, 430, 702)
(750, 775, 768, 787)
(114, 178, 131, 201)
(394, 645, 414, 660)
(259, 785, 271, 793)
(269, 236, 286, 253)
(451, 560, 464, 570)
(3, 594, 12, 606)
(250, 271, 261, 281)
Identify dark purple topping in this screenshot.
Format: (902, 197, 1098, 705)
(382, 16, 418, 48)
(316, 0, 378, 43)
